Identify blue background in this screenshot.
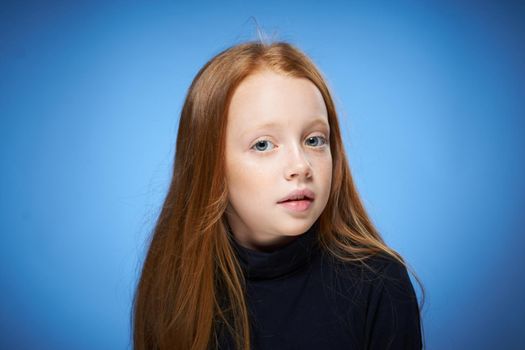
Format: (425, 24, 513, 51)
(1, 1, 524, 349)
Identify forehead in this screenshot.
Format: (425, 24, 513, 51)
(227, 70, 329, 132)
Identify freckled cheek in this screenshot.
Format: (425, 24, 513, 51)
(324, 156, 333, 178)
(226, 157, 273, 197)
(313, 155, 333, 196)
(311, 152, 332, 174)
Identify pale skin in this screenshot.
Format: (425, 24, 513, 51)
(224, 69, 333, 252)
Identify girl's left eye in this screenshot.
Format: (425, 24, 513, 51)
(251, 136, 328, 152)
(306, 135, 328, 147)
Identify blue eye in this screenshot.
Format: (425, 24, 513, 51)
(252, 140, 275, 152)
(306, 136, 328, 147)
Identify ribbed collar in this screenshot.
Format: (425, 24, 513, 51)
(228, 223, 320, 281)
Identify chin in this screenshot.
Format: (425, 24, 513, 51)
(276, 220, 315, 237)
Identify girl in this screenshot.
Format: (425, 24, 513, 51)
(133, 40, 423, 350)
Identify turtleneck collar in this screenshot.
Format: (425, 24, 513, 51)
(228, 222, 320, 281)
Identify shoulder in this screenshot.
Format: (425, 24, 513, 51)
(362, 253, 422, 349)
(321, 251, 422, 349)
(364, 253, 416, 295)
(317, 250, 420, 313)
(322, 250, 415, 294)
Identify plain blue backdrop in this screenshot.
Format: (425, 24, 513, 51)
(1, 1, 524, 349)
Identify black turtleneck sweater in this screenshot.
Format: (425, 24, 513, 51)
(217, 223, 422, 349)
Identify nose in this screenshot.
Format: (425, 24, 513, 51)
(284, 145, 313, 181)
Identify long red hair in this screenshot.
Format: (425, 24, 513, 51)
(133, 40, 423, 350)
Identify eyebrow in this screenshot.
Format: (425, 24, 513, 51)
(243, 118, 330, 136)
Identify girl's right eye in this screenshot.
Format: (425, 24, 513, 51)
(251, 140, 276, 152)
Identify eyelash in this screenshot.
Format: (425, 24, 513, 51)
(250, 135, 329, 152)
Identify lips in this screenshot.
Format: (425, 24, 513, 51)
(277, 188, 315, 203)
(279, 199, 312, 212)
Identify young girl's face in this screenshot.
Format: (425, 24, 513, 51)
(224, 70, 333, 251)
